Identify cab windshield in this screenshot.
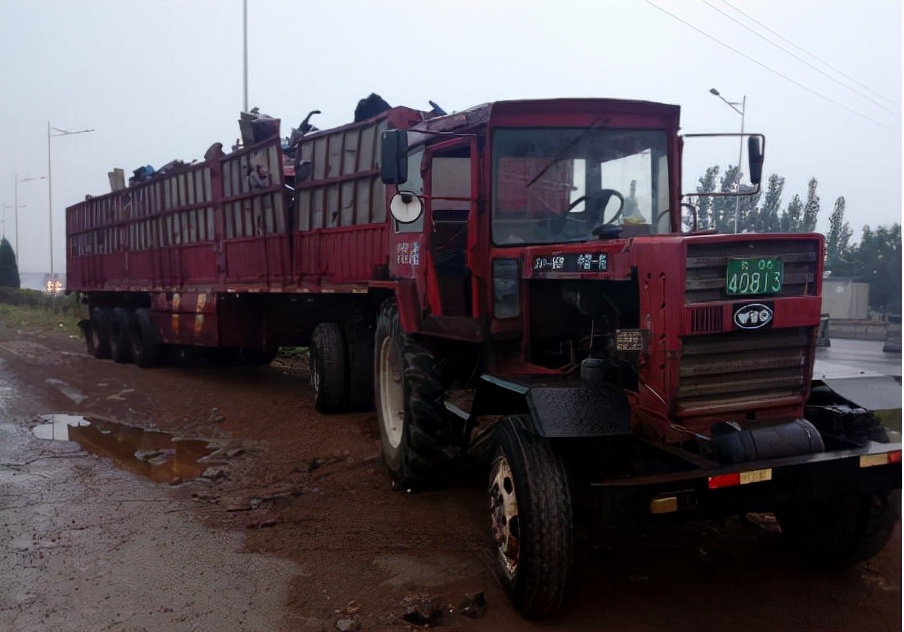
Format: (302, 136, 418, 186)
(491, 127, 670, 245)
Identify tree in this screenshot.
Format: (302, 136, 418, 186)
(825, 196, 853, 271)
(688, 165, 719, 230)
(688, 165, 762, 233)
(754, 173, 784, 233)
(781, 194, 804, 232)
(0, 237, 21, 288)
(848, 223, 902, 314)
(736, 182, 762, 232)
(802, 177, 820, 232)
(712, 164, 742, 233)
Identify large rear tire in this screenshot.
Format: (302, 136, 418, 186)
(109, 308, 133, 364)
(488, 415, 573, 617)
(128, 308, 162, 368)
(310, 322, 346, 413)
(373, 299, 453, 489)
(776, 492, 897, 567)
(87, 307, 112, 359)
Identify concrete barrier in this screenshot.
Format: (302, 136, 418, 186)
(825, 319, 889, 341)
(882, 315, 901, 352)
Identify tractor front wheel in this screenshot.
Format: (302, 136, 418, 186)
(488, 415, 573, 617)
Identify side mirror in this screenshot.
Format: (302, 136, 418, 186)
(380, 130, 409, 185)
(389, 190, 423, 224)
(748, 135, 764, 186)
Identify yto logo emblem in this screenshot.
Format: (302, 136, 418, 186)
(733, 302, 774, 330)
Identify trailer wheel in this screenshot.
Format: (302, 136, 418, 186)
(109, 308, 133, 364)
(344, 314, 374, 411)
(87, 308, 112, 359)
(128, 308, 162, 368)
(310, 322, 346, 413)
(488, 415, 573, 617)
(374, 299, 451, 489)
(776, 492, 897, 567)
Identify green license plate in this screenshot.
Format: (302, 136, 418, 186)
(726, 256, 783, 295)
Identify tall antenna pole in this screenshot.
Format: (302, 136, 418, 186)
(243, 0, 249, 112)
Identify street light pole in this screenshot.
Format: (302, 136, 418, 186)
(15, 174, 45, 265)
(709, 88, 746, 234)
(47, 122, 93, 291)
(3, 201, 26, 254)
(1, 204, 10, 239)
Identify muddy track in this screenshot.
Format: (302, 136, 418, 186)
(1, 324, 900, 631)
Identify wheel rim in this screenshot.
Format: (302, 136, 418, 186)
(378, 335, 405, 449)
(489, 454, 520, 577)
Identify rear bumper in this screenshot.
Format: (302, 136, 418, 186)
(590, 442, 902, 522)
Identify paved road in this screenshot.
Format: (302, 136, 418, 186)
(814, 338, 902, 414)
(815, 337, 902, 378)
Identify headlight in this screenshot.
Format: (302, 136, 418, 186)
(493, 259, 520, 319)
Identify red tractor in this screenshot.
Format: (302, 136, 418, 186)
(68, 97, 901, 617)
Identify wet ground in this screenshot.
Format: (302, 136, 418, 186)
(0, 366, 298, 631)
(0, 324, 901, 631)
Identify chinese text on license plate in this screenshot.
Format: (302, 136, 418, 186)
(726, 256, 783, 295)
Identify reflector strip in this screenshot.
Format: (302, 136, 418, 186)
(650, 497, 679, 514)
(708, 468, 772, 489)
(860, 450, 902, 468)
(740, 468, 773, 484)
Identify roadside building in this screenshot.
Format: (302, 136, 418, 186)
(822, 278, 870, 320)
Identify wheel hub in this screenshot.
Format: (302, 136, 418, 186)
(489, 454, 520, 577)
(378, 337, 405, 449)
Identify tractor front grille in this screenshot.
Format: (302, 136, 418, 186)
(676, 327, 811, 416)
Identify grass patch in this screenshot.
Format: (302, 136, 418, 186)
(0, 289, 87, 336)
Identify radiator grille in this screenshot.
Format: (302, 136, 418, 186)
(686, 239, 819, 304)
(676, 327, 811, 416)
(690, 306, 723, 333)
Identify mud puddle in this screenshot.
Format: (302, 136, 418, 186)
(33, 414, 214, 483)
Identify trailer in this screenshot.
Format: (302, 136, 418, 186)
(67, 97, 901, 617)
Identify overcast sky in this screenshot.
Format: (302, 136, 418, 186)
(0, 0, 900, 274)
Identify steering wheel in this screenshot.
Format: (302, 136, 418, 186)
(534, 190, 626, 239)
(585, 189, 625, 235)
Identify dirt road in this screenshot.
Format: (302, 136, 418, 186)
(1, 323, 900, 631)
